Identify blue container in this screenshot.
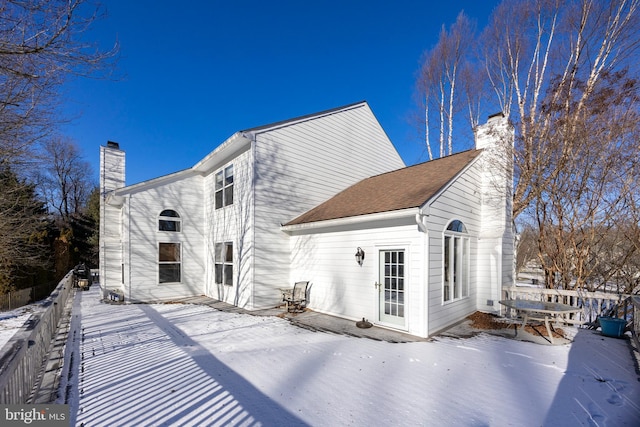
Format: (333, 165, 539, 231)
(599, 317, 626, 338)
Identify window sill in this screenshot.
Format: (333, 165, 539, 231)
(442, 295, 469, 305)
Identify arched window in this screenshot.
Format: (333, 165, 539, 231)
(443, 219, 469, 302)
(447, 220, 467, 233)
(159, 209, 181, 232)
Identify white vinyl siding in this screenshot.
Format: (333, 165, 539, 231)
(121, 173, 205, 302)
(288, 219, 427, 337)
(99, 105, 514, 342)
(426, 161, 481, 335)
(204, 150, 253, 307)
(252, 103, 405, 309)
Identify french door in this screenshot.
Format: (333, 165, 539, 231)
(378, 249, 406, 327)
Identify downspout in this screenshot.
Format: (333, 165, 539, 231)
(250, 136, 256, 309)
(100, 152, 107, 300)
(415, 206, 430, 337)
(127, 194, 132, 302)
(100, 197, 105, 299)
(240, 131, 257, 309)
(415, 206, 429, 232)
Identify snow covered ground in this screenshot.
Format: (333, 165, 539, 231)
(0, 305, 43, 349)
(60, 286, 640, 426)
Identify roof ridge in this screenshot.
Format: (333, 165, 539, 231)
(362, 148, 480, 181)
(241, 100, 368, 134)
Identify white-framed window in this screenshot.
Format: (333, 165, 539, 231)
(159, 243, 181, 283)
(443, 220, 469, 302)
(215, 242, 233, 286)
(158, 209, 181, 232)
(215, 165, 234, 209)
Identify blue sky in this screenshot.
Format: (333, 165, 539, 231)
(61, 0, 500, 186)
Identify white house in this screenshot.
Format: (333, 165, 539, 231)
(99, 101, 514, 338)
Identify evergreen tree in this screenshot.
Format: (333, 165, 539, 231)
(0, 167, 51, 292)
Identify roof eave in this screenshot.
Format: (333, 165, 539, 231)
(193, 132, 253, 174)
(242, 101, 368, 136)
(113, 168, 196, 195)
(281, 207, 419, 233)
(422, 151, 484, 210)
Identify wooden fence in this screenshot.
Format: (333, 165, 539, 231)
(0, 281, 60, 311)
(0, 271, 74, 403)
(633, 296, 640, 354)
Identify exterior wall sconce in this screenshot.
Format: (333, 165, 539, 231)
(355, 247, 365, 266)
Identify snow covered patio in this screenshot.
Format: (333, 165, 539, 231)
(61, 286, 640, 426)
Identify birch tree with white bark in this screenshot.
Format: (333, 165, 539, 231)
(416, 0, 640, 291)
(416, 12, 476, 159)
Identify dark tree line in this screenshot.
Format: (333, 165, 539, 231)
(0, 135, 101, 293)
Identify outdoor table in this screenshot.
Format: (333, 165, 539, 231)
(499, 299, 582, 344)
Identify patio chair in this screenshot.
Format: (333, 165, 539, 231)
(282, 281, 309, 312)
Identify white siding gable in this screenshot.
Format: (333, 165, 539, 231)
(424, 160, 482, 334)
(251, 102, 405, 309)
(118, 173, 205, 302)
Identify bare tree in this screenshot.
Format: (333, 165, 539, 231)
(416, 12, 477, 159)
(38, 137, 93, 223)
(0, 0, 115, 287)
(415, 0, 640, 291)
(0, 0, 117, 165)
(35, 136, 98, 276)
(83, 186, 100, 266)
(481, 0, 640, 218)
(515, 224, 538, 276)
(531, 68, 640, 289)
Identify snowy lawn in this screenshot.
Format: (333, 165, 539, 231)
(63, 286, 640, 426)
(0, 305, 43, 349)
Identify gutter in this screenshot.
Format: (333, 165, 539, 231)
(281, 208, 419, 233)
(127, 194, 132, 302)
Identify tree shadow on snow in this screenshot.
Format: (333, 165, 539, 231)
(542, 327, 640, 426)
(139, 305, 309, 426)
(74, 300, 308, 426)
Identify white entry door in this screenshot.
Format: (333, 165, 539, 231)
(378, 249, 406, 327)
